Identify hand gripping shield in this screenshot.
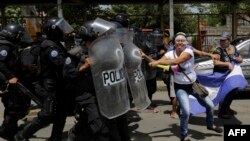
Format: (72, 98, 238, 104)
(123, 42, 151, 110)
(88, 35, 130, 119)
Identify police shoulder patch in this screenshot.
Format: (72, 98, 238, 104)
(0, 50, 8, 57)
(65, 57, 71, 65)
(50, 50, 58, 57)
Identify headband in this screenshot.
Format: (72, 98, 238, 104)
(175, 35, 187, 41)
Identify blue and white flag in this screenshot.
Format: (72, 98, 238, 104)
(189, 64, 248, 115)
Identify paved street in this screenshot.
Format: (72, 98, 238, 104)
(1, 80, 250, 141)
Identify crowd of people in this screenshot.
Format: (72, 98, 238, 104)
(0, 12, 247, 141)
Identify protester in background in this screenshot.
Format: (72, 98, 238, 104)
(213, 32, 243, 119)
(161, 31, 179, 118)
(208, 45, 216, 53)
(148, 33, 223, 141)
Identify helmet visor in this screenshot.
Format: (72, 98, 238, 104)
(149, 33, 163, 46)
(55, 18, 74, 34)
(92, 18, 116, 36)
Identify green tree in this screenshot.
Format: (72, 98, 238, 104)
(5, 6, 24, 24)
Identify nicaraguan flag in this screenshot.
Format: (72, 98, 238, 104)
(189, 64, 248, 115)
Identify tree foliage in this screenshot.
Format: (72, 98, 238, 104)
(5, 6, 23, 23)
(100, 4, 199, 35)
(1, 1, 249, 34)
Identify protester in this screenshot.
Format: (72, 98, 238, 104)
(161, 31, 179, 118)
(213, 32, 243, 119)
(153, 31, 219, 119)
(148, 33, 223, 141)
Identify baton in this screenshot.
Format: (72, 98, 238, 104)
(16, 82, 42, 107)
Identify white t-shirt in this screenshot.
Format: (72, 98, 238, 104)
(164, 48, 197, 84)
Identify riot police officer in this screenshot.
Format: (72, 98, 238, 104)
(0, 23, 31, 140)
(113, 12, 129, 28)
(111, 13, 137, 141)
(14, 17, 74, 141)
(66, 19, 127, 141)
(141, 28, 165, 112)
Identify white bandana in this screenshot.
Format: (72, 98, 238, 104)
(175, 35, 187, 41)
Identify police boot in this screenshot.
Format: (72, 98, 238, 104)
(67, 124, 94, 141)
(67, 133, 76, 141)
(0, 115, 19, 140)
(45, 136, 62, 141)
(67, 125, 76, 141)
(47, 115, 66, 141)
(14, 132, 29, 141)
(45, 138, 61, 141)
(95, 134, 110, 141)
(15, 117, 48, 141)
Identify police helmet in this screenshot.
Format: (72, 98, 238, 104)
(128, 25, 140, 33)
(43, 17, 74, 41)
(151, 28, 163, 37)
(78, 20, 97, 41)
(1, 23, 25, 43)
(111, 21, 123, 29)
(148, 28, 163, 46)
(79, 18, 116, 41)
(113, 12, 129, 28)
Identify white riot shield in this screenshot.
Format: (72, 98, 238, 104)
(89, 35, 130, 119)
(123, 42, 151, 110)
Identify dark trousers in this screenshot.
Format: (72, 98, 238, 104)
(0, 87, 30, 139)
(116, 114, 130, 141)
(219, 88, 238, 114)
(146, 77, 157, 105)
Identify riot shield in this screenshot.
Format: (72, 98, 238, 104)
(92, 18, 117, 36)
(88, 35, 130, 119)
(140, 32, 158, 80)
(113, 27, 134, 44)
(123, 42, 151, 110)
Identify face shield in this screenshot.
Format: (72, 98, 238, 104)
(55, 18, 74, 34)
(92, 18, 116, 36)
(146, 33, 163, 47)
(152, 33, 163, 46)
